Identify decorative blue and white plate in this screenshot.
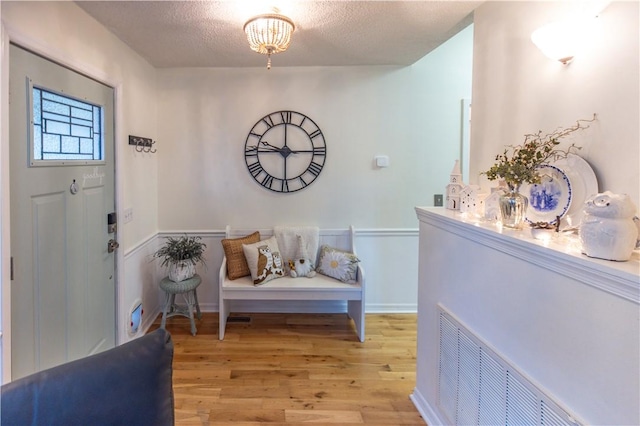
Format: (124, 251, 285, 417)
(521, 165, 572, 225)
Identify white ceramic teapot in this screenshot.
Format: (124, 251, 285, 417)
(579, 191, 639, 261)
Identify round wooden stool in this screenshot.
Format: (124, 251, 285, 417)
(160, 274, 202, 336)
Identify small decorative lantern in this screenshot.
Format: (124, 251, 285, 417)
(460, 184, 487, 215)
(484, 187, 504, 221)
(446, 160, 464, 210)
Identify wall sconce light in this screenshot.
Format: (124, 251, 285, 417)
(531, 19, 590, 65)
(531, 0, 610, 64)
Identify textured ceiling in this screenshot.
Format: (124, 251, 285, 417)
(76, 1, 481, 68)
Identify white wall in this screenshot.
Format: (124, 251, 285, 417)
(0, 2, 474, 355)
(155, 25, 474, 312)
(470, 1, 639, 208)
(0, 1, 160, 346)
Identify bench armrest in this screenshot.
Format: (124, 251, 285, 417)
(219, 255, 228, 285)
(356, 263, 365, 286)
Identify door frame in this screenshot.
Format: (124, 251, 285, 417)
(0, 22, 125, 383)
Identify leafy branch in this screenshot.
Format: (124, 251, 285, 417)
(483, 114, 596, 187)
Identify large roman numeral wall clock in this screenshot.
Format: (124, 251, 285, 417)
(244, 110, 326, 193)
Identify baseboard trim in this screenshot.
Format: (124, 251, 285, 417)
(410, 387, 444, 426)
(365, 303, 417, 313)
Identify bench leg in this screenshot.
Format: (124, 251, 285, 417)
(348, 300, 365, 342)
(219, 297, 229, 340)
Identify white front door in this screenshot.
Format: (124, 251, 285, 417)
(9, 44, 116, 379)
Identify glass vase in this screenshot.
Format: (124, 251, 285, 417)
(499, 184, 529, 229)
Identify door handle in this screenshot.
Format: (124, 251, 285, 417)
(107, 239, 120, 253)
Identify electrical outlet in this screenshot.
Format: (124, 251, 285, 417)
(434, 194, 444, 207)
(123, 208, 133, 223)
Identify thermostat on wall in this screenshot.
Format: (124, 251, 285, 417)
(129, 299, 143, 336)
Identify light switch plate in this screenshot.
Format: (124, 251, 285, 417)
(123, 208, 133, 223)
(375, 155, 389, 167)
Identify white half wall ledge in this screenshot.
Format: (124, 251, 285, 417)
(415, 207, 640, 304)
(415, 206, 639, 425)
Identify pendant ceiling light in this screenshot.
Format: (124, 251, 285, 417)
(243, 12, 295, 70)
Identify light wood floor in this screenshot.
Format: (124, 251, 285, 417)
(149, 312, 424, 425)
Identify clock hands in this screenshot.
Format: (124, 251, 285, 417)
(246, 143, 280, 153)
(248, 141, 307, 158)
(260, 141, 284, 152)
(248, 141, 321, 155)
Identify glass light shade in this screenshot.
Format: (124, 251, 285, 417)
(244, 14, 295, 55)
(531, 19, 589, 64)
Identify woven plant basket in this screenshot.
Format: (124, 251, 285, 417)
(168, 261, 195, 282)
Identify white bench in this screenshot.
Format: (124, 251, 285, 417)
(218, 226, 365, 341)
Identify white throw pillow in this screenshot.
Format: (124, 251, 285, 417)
(316, 245, 360, 284)
(274, 226, 319, 272)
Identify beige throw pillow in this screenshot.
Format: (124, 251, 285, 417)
(221, 231, 260, 280)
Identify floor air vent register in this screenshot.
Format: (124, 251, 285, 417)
(438, 306, 582, 426)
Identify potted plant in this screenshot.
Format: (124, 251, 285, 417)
(154, 235, 206, 282)
(482, 115, 595, 228)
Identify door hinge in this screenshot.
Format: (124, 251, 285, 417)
(11, 256, 14, 280)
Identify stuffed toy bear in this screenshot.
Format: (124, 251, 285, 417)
(289, 235, 316, 278)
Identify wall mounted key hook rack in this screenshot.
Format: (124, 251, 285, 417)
(128, 135, 157, 153)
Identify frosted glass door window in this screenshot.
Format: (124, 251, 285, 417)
(31, 87, 103, 164)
